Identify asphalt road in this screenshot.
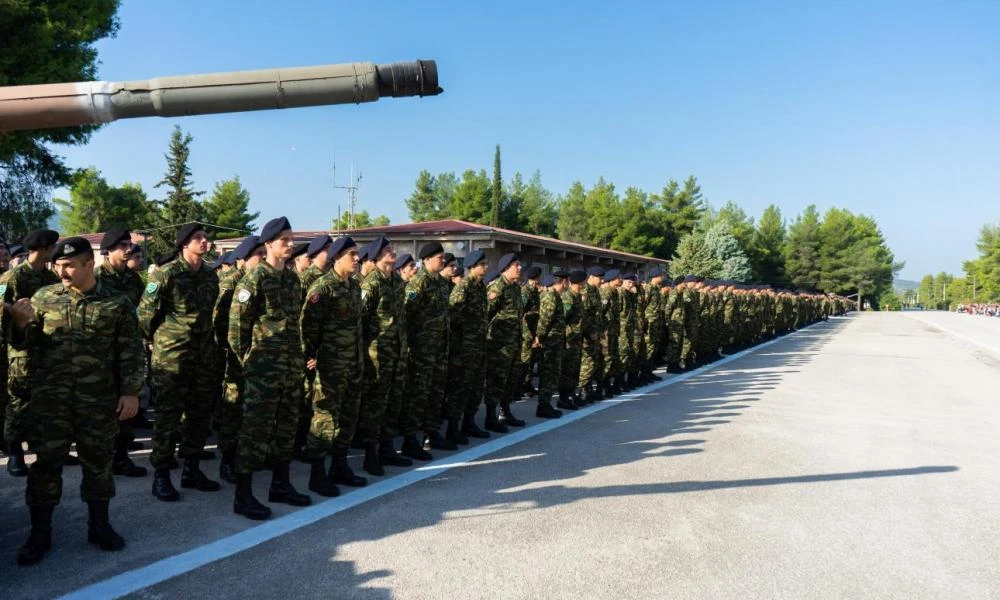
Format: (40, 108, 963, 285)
(2, 312, 999, 599)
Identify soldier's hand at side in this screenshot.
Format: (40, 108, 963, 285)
(117, 395, 139, 420)
(306, 358, 318, 370)
(4, 298, 34, 330)
(532, 336, 541, 349)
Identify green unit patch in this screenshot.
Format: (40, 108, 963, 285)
(406, 290, 417, 301)
(0, 284, 7, 297)
(145, 282, 159, 295)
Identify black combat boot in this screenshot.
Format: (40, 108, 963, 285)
(362, 442, 385, 476)
(461, 412, 490, 439)
(444, 418, 469, 445)
(400, 435, 433, 461)
(329, 448, 367, 487)
(219, 448, 237, 484)
(536, 403, 563, 419)
(269, 461, 312, 506)
(178, 448, 215, 461)
(180, 458, 221, 492)
(87, 499, 125, 551)
(7, 442, 28, 477)
(483, 405, 508, 433)
(591, 382, 605, 401)
(152, 468, 180, 501)
(308, 457, 341, 497)
(426, 430, 457, 451)
(17, 505, 53, 566)
(234, 473, 271, 520)
(556, 391, 578, 411)
(378, 438, 414, 467)
(499, 402, 526, 427)
(112, 438, 147, 478)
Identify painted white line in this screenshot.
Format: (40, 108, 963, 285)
(58, 319, 835, 600)
(903, 313, 1000, 357)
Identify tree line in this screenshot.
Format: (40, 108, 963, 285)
(908, 223, 1000, 309)
(405, 147, 902, 308)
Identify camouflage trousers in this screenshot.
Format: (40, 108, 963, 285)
(401, 334, 448, 436)
(484, 331, 520, 408)
(149, 349, 221, 470)
(5, 356, 30, 441)
(681, 321, 698, 365)
(24, 391, 118, 507)
(383, 341, 409, 440)
(357, 338, 401, 443)
(0, 356, 9, 440)
(602, 332, 622, 382)
(447, 330, 486, 418)
(560, 334, 582, 394)
(578, 334, 604, 389)
(216, 356, 244, 456)
(619, 329, 635, 374)
(306, 365, 360, 456)
(237, 355, 302, 473)
(520, 332, 539, 389)
(442, 332, 467, 421)
(666, 320, 683, 367)
(645, 322, 664, 366)
(537, 335, 563, 405)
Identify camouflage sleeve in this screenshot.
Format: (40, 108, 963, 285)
(228, 273, 259, 362)
(360, 277, 379, 343)
(404, 276, 425, 336)
(137, 267, 167, 341)
(0, 271, 11, 343)
(300, 280, 327, 361)
(486, 281, 502, 320)
(213, 284, 235, 351)
(115, 301, 144, 396)
(7, 291, 41, 350)
(537, 292, 554, 338)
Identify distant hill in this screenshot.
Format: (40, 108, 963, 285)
(894, 279, 919, 291)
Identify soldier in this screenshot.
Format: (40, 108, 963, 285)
(560, 269, 586, 409)
(447, 250, 490, 439)
(229, 218, 313, 520)
(213, 236, 265, 483)
(396, 253, 418, 282)
(1, 229, 60, 477)
(485, 253, 526, 431)
(385, 251, 426, 460)
(618, 273, 637, 390)
(578, 266, 606, 403)
(450, 265, 464, 286)
(126, 244, 146, 273)
(403, 242, 453, 454)
(358, 235, 413, 475)
(94, 229, 147, 479)
(642, 268, 665, 382)
(441, 253, 459, 287)
(8, 244, 27, 268)
(301, 235, 368, 496)
(138, 223, 221, 502)
(5, 237, 141, 565)
(680, 276, 702, 368)
(535, 273, 566, 418)
(291, 242, 311, 274)
(600, 270, 623, 396)
(518, 265, 542, 398)
(296, 235, 333, 458)
(358, 244, 377, 279)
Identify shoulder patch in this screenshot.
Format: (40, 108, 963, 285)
(145, 282, 158, 295)
(488, 291, 498, 301)
(237, 289, 252, 303)
(406, 290, 417, 301)
(309, 293, 321, 304)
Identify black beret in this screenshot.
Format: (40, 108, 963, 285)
(8, 244, 25, 257)
(464, 250, 486, 268)
(100, 229, 131, 252)
(569, 269, 586, 284)
(603, 269, 620, 282)
(219, 251, 237, 266)
(541, 275, 556, 287)
(327, 236, 357, 260)
(497, 252, 518, 274)
(23, 229, 59, 250)
(683, 275, 697, 283)
(233, 236, 263, 260)
(623, 272, 637, 282)
(674, 275, 685, 285)
(129, 243, 144, 255)
(175, 223, 205, 249)
(552, 268, 570, 278)
(647, 267, 662, 279)
(394, 253, 414, 270)
(443, 252, 456, 264)
(660, 278, 673, 288)
(52, 236, 93, 261)
(587, 266, 605, 278)
(357, 243, 371, 263)
(306, 235, 332, 259)
(418, 241, 444, 260)
(368, 234, 391, 259)
(155, 252, 177, 267)
(452, 265, 465, 277)
(525, 266, 542, 280)
(485, 269, 500, 284)
(290, 242, 309, 259)
(259, 216, 292, 244)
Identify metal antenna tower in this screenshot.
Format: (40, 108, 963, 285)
(333, 161, 362, 230)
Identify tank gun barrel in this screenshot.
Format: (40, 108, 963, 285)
(0, 59, 441, 132)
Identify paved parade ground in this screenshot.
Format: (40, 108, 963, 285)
(2, 311, 1000, 599)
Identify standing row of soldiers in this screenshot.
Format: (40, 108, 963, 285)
(0, 220, 850, 566)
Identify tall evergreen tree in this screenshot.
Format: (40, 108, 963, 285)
(490, 144, 502, 226)
(750, 204, 786, 284)
(155, 125, 205, 226)
(670, 229, 720, 278)
(705, 221, 752, 282)
(516, 171, 558, 237)
(53, 167, 154, 234)
(405, 170, 445, 222)
(784, 205, 823, 290)
(449, 169, 493, 224)
(556, 181, 589, 243)
(202, 176, 259, 239)
(654, 175, 705, 258)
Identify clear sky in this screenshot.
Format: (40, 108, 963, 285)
(49, 0, 998, 281)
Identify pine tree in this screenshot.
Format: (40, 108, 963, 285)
(53, 167, 154, 234)
(203, 177, 259, 239)
(670, 230, 720, 278)
(705, 221, 752, 282)
(556, 182, 589, 243)
(750, 204, 786, 285)
(784, 205, 823, 290)
(491, 144, 502, 226)
(405, 170, 448, 222)
(155, 125, 205, 226)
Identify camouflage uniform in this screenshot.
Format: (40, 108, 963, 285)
(536, 288, 565, 406)
(601, 286, 622, 386)
(578, 282, 605, 390)
(229, 262, 304, 473)
(403, 266, 449, 436)
(383, 271, 410, 439)
(485, 275, 523, 408)
(618, 287, 636, 376)
(301, 270, 363, 455)
(212, 266, 244, 458)
(1, 262, 60, 442)
(297, 265, 326, 450)
(680, 287, 701, 366)
(448, 274, 487, 418)
(138, 257, 221, 470)
(14, 282, 142, 506)
(358, 268, 404, 443)
(517, 283, 541, 395)
(643, 284, 664, 369)
(560, 287, 583, 396)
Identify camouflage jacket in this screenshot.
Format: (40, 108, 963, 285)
(138, 257, 219, 356)
(537, 288, 565, 342)
(1, 261, 61, 360)
(95, 261, 144, 307)
(298, 265, 326, 303)
(521, 283, 541, 337)
(580, 283, 603, 340)
(229, 261, 303, 365)
(405, 266, 448, 341)
(487, 275, 523, 343)
(13, 281, 143, 397)
(301, 269, 362, 378)
(213, 267, 244, 353)
(361, 267, 403, 349)
(644, 286, 664, 331)
(601, 286, 621, 339)
(450, 275, 487, 340)
(561, 288, 582, 340)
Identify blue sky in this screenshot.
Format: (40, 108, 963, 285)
(50, 0, 998, 280)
